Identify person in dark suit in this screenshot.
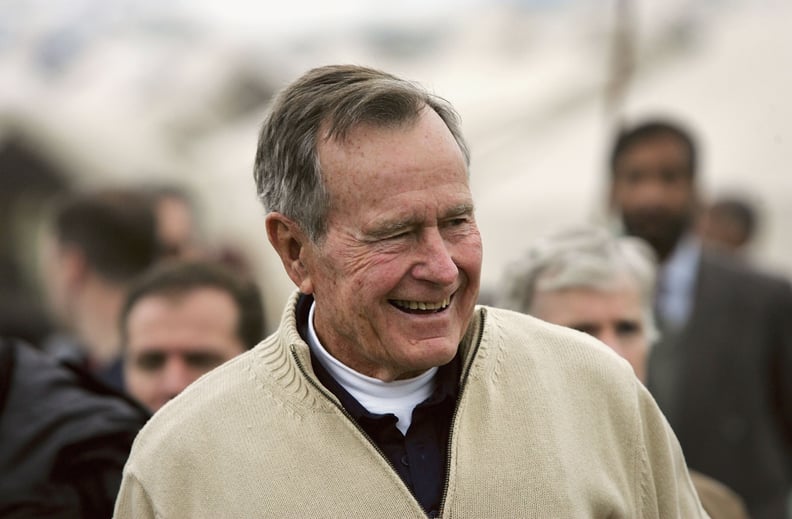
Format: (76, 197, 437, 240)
(607, 118, 792, 519)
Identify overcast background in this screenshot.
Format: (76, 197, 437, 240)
(2, 0, 790, 327)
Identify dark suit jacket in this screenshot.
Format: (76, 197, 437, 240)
(648, 249, 792, 519)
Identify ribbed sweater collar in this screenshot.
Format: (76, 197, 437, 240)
(257, 291, 485, 409)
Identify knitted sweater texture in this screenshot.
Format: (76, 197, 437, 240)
(114, 292, 707, 518)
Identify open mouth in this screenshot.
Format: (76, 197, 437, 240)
(390, 295, 452, 314)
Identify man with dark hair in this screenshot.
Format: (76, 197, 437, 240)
(40, 188, 161, 389)
(608, 119, 699, 263)
(120, 260, 265, 412)
(0, 337, 148, 518)
(609, 118, 792, 519)
(115, 66, 705, 518)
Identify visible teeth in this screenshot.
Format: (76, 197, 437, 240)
(392, 297, 451, 311)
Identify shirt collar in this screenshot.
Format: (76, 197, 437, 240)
(660, 233, 700, 290)
(295, 294, 460, 422)
(656, 234, 701, 329)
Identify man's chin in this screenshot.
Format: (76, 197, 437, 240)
(403, 340, 458, 370)
(623, 219, 686, 255)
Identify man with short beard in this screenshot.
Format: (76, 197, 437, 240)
(608, 119, 792, 519)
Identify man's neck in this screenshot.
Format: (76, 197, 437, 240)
(73, 279, 124, 368)
(305, 300, 437, 434)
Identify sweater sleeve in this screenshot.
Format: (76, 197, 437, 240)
(633, 379, 710, 518)
(113, 471, 158, 519)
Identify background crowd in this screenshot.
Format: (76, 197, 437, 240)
(1, 1, 790, 518)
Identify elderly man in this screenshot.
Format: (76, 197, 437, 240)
(115, 65, 706, 518)
(497, 225, 748, 519)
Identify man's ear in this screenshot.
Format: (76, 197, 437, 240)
(606, 175, 618, 212)
(265, 213, 314, 294)
(60, 245, 89, 293)
(691, 189, 703, 214)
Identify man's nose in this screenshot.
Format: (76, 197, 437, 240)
(161, 357, 195, 400)
(632, 174, 670, 206)
(411, 227, 458, 285)
(597, 328, 621, 352)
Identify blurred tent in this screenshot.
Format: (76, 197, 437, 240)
(0, 0, 789, 323)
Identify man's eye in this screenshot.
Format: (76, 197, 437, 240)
(661, 168, 686, 185)
(616, 321, 641, 335)
(442, 216, 470, 230)
(621, 168, 646, 185)
(185, 353, 223, 369)
(572, 325, 597, 337)
(387, 231, 409, 240)
(136, 352, 165, 371)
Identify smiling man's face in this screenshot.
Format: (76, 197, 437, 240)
(300, 107, 482, 381)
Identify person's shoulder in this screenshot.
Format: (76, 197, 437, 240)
(122, 331, 322, 493)
(476, 307, 650, 454)
(0, 338, 148, 511)
(701, 248, 790, 288)
(699, 250, 792, 314)
(126, 337, 283, 460)
(122, 351, 249, 473)
(688, 470, 749, 519)
(483, 305, 627, 356)
(3, 338, 148, 429)
(139, 346, 257, 425)
(480, 305, 635, 381)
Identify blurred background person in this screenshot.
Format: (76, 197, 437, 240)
(496, 225, 748, 519)
(144, 183, 263, 281)
(145, 184, 203, 261)
(38, 188, 161, 390)
(119, 259, 265, 412)
(607, 118, 792, 519)
(697, 194, 760, 257)
(0, 133, 72, 347)
(0, 337, 148, 518)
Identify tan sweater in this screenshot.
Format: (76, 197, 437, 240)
(114, 292, 708, 518)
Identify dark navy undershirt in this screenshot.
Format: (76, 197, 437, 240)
(295, 294, 460, 517)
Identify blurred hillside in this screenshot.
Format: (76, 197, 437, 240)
(1, 0, 790, 326)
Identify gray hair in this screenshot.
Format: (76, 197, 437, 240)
(253, 64, 470, 242)
(497, 226, 659, 343)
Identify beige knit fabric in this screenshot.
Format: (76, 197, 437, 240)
(114, 291, 708, 518)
